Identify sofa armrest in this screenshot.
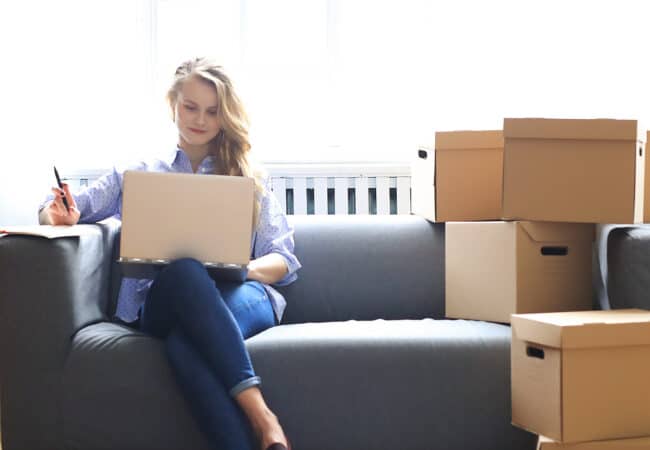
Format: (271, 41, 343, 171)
(0, 218, 120, 450)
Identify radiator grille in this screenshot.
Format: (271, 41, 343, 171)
(62, 164, 412, 215)
(271, 176, 411, 215)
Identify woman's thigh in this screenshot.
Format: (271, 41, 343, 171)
(140, 258, 215, 337)
(219, 281, 276, 339)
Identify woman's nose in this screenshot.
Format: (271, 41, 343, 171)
(197, 112, 206, 125)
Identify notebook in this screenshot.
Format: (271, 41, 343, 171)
(119, 170, 255, 282)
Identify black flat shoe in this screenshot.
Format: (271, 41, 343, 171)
(266, 444, 288, 450)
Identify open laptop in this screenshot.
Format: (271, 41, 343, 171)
(119, 170, 255, 282)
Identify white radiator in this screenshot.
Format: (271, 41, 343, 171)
(63, 162, 412, 215)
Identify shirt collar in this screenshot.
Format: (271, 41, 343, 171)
(165, 147, 181, 166)
(167, 146, 217, 173)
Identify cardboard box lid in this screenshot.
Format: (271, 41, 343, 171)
(512, 309, 650, 349)
(518, 222, 595, 244)
(504, 118, 641, 141)
(435, 130, 503, 150)
(537, 435, 650, 449)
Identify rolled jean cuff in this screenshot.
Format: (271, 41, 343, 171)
(229, 376, 262, 397)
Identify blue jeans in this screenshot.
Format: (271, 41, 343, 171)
(140, 258, 277, 450)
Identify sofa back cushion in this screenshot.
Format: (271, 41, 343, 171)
(277, 215, 445, 324)
(607, 225, 650, 310)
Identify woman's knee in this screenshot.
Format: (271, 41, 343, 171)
(158, 258, 210, 287)
(149, 258, 212, 304)
(166, 257, 205, 274)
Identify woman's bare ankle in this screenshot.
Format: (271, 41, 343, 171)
(253, 409, 287, 449)
(235, 388, 288, 449)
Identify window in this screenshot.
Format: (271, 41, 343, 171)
(152, 0, 650, 163)
(3, 0, 649, 170)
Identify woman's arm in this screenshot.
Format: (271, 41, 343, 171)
(247, 253, 288, 284)
(38, 166, 127, 225)
(250, 179, 302, 286)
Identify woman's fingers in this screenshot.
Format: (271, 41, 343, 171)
(49, 190, 62, 212)
(50, 198, 66, 220)
(48, 187, 80, 225)
(50, 188, 66, 212)
(61, 183, 77, 209)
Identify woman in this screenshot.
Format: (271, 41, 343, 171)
(40, 57, 299, 450)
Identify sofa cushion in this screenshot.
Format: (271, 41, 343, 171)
(62, 322, 210, 450)
(63, 319, 534, 450)
(607, 225, 650, 310)
(277, 215, 446, 324)
(249, 319, 534, 450)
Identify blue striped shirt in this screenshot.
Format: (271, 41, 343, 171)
(41, 148, 300, 322)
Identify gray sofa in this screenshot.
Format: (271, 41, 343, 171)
(0, 215, 538, 450)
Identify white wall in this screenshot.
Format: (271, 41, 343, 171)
(0, 2, 147, 225)
(0, 3, 55, 225)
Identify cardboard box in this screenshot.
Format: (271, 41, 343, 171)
(537, 435, 650, 450)
(503, 118, 647, 223)
(512, 309, 650, 443)
(411, 130, 503, 222)
(445, 221, 594, 324)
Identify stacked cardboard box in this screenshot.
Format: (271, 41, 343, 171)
(504, 121, 650, 446)
(411, 130, 504, 222)
(412, 120, 650, 447)
(502, 118, 647, 224)
(512, 309, 650, 448)
(411, 118, 648, 324)
(445, 221, 593, 324)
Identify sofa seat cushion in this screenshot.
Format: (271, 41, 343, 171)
(247, 319, 534, 450)
(63, 319, 534, 450)
(62, 322, 210, 450)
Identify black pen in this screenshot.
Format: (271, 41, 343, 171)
(53, 165, 70, 213)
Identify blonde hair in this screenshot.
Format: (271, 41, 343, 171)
(167, 57, 266, 227)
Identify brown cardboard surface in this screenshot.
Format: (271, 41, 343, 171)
(504, 118, 638, 140)
(411, 130, 503, 222)
(445, 221, 517, 323)
(512, 337, 562, 440)
(435, 129, 504, 149)
(512, 309, 650, 349)
(445, 221, 593, 324)
(503, 118, 645, 223)
(635, 136, 646, 222)
(516, 223, 594, 316)
(511, 309, 650, 443)
(537, 435, 650, 449)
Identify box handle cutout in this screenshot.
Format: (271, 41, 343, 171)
(541, 246, 568, 256)
(640, 146, 643, 157)
(418, 149, 428, 159)
(526, 346, 545, 359)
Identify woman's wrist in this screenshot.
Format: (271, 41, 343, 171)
(247, 254, 288, 284)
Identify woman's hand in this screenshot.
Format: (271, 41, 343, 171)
(40, 183, 81, 225)
(247, 253, 288, 285)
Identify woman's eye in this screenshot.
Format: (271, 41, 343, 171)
(208, 110, 218, 116)
(184, 104, 196, 111)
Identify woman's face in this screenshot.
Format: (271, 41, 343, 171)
(175, 75, 221, 151)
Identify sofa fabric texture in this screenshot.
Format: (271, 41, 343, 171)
(607, 224, 650, 310)
(1, 215, 536, 450)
